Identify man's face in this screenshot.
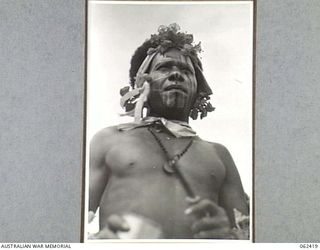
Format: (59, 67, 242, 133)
(147, 48, 197, 119)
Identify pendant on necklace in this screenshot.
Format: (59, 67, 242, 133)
(163, 155, 180, 174)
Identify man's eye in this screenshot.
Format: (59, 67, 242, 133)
(182, 68, 192, 74)
(157, 66, 169, 71)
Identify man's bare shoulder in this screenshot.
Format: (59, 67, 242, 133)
(196, 138, 229, 154)
(204, 141, 239, 176)
(209, 141, 229, 154)
(90, 125, 122, 150)
(92, 126, 120, 138)
(196, 139, 233, 164)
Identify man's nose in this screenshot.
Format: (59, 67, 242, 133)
(168, 71, 184, 82)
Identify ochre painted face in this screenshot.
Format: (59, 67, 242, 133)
(147, 49, 197, 120)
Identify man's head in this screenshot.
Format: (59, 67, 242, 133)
(123, 24, 214, 121)
(147, 48, 197, 120)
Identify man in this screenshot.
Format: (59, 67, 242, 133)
(88, 24, 249, 239)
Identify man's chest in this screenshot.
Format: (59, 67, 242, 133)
(105, 128, 226, 192)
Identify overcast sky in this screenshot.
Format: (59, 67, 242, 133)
(87, 1, 253, 194)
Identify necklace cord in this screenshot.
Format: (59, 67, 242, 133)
(148, 126, 193, 159)
(147, 126, 197, 199)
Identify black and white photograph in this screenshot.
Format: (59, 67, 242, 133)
(85, 0, 253, 241)
(3, 0, 320, 245)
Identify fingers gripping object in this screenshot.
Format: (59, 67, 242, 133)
(185, 200, 239, 239)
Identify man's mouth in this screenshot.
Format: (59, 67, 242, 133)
(164, 84, 187, 93)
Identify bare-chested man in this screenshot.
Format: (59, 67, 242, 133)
(88, 24, 249, 239)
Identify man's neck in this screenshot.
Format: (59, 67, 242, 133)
(148, 111, 189, 123)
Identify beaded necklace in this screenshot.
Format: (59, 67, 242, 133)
(147, 126, 200, 203)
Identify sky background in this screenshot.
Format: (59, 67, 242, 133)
(87, 1, 253, 196)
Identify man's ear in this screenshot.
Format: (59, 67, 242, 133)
(194, 64, 212, 96)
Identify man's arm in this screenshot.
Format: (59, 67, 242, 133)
(88, 127, 130, 239)
(186, 143, 249, 239)
(216, 143, 249, 227)
(89, 129, 111, 213)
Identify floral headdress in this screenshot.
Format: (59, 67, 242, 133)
(147, 23, 202, 62)
(120, 23, 215, 121)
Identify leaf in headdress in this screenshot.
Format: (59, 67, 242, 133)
(184, 34, 193, 44)
(162, 39, 172, 47)
(200, 110, 207, 119)
(180, 48, 187, 54)
(198, 91, 207, 98)
(168, 23, 180, 33)
(200, 98, 207, 106)
(190, 108, 198, 120)
(206, 102, 215, 112)
(183, 44, 193, 50)
(158, 25, 167, 33)
(194, 42, 202, 53)
(120, 86, 130, 96)
(159, 46, 166, 54)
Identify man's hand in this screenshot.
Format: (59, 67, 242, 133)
(88, 214, 130, 239)
(185, 199, 236, 239)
